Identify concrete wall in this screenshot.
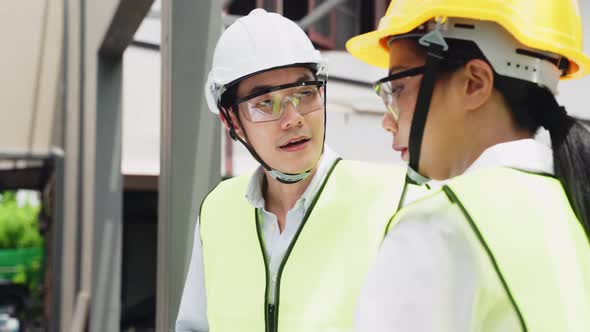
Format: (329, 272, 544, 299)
(0, 1, 64, 156)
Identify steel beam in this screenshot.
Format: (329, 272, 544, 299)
(157, 0, 222, 330)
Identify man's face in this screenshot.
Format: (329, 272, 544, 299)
(227, 66, 325, 174)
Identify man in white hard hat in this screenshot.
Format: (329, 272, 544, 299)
(175, 9, 407, 332)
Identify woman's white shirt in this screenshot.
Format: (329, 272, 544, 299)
(355, 139, 553, 332)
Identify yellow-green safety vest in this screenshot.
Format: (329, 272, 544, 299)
(388, 167, 590, 331)
(200, 159, 406, 332)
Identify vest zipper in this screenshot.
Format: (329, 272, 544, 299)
(255, 209, 274, 332)
(257, 211, 279, 332)
(256, 158, 342, 332)
(267, 304, 276, 332)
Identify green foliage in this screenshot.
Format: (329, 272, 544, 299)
(0, 191, 43, 249)
(0, 191, 44, 294)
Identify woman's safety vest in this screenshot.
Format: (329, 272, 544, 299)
(200, 159, 406, 332)
(388, 167, 590, 331)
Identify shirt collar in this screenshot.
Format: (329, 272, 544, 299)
(245, 145, 340, 211)
(422, 139, 553, 190)
(463, 138, 553, 175)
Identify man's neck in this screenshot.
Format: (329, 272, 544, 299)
(262, 164, 319, 232)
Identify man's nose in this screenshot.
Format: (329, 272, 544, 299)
(281, 99, 304, 130)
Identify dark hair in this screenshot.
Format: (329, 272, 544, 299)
(219, 83, 238, 119)
(414, 38, 590, 237)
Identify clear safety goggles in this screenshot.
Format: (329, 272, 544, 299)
(374, 66, 425, 120)
(233, 81, 325, 123)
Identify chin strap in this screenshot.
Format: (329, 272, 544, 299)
(268, 169, 312, 183)
(406, 19, 448, 185)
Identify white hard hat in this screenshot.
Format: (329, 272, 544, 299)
(205, 8, 326, 114)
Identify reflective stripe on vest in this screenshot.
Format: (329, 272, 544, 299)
(200, 159, 406, 332)
(389, 167, 590, 331)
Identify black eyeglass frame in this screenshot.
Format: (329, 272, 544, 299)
(373, 66, 427, 95)
(232, 80, 326, 107)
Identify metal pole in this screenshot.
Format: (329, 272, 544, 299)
(298, 0, 346, 30)
(69, 293, 90, 332)
(61, 0, 81, 330)
(375, 0, 385, 28)
(158, 0, 222, 330)
(87, 55, 123, 332)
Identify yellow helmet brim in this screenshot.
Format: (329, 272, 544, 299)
(346, 1, 590, 80)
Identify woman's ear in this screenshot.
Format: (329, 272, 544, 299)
(462, 59, 494, 112)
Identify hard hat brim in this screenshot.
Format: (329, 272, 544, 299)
(345, 28, 392, 70)
(346, 7, 590, 80)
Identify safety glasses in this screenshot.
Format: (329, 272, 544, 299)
(233, 81, 325, 123)
(374, 66, 426, 120)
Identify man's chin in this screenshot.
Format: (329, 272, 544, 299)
(269, 150, 322, 175)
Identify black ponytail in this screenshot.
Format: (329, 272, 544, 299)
(523, 85, 590, 238)
(551, 118, 590, 235)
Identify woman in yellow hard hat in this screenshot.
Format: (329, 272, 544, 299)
(346, 0, 590, 330)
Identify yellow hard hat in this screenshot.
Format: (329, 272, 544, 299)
(346, 0, 590, 80)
